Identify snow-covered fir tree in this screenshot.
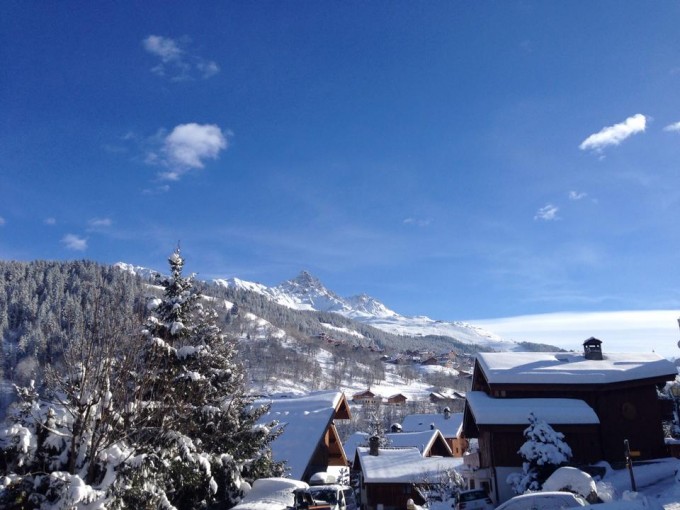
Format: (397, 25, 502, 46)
(0, 250, 283, 509)
(112, 248, 284, 509)
(507, 412, 572, 494)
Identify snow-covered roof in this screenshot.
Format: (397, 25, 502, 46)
(385, 430, 450, 454)
(343, 432, 370, 462)
(232, 477, 309, 510)
(256, 391, 347, 480)
(476, 351, 677, 386)
(356, 447, 462, 483)
(344, 430, 451, 461)
(401, 412, 463, 437)
(465, 391, 600, 425)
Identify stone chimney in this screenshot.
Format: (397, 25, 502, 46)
(369, 435, 380, 456)
(583, 337, 603, 360)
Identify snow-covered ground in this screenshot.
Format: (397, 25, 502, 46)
(424, 458, 680, 510)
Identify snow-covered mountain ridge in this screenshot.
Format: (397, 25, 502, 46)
(214, 270, 510, 350)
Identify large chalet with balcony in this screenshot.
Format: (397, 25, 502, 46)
(461, 338, 677, 504)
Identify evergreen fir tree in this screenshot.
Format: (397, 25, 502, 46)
(115, 248, 283, 509)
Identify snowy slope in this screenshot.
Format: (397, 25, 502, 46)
(215, 270, 508, 349)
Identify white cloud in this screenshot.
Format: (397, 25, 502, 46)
(579, 114, 647, 152)
(0, 217, 5, 226)
(143, 35, 183, 62)
(142, 35, 220, 81)
(403, 217, 432, 227)
(568, 191, 587, 201)
(534, 204, 559, 221)
(157, 123, 228, 180)
(88, 217, 112, 228)
(663, 121, 680, 132)
(473, 310, 680, 358)
(44, 217, 56, 225)
(62, 234, 87, 251)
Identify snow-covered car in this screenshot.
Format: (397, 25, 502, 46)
(308, 484, 353, 510)
(542, 467, 598, 502)
(494, 491, 588, 510)
(232, 477, 312, 510)
(455, 489, 494, 510)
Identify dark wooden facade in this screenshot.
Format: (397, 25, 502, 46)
(473, 425, 602, 468)
(470, 360, 670, 462)
(360, 482, 425, 510)
(386, 393, 407, 406)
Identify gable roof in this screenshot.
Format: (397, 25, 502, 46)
(355, 447, 462, 483)
(465, 391, 600, 426)
(343, 429, 452, 461)
(476, 351, 677, 386)
(256, 391, 350, 480)
(353, 389, 378, 399)
(401, 412, 464, 437)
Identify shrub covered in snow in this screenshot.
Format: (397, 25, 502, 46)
(507, 413, 572, 495)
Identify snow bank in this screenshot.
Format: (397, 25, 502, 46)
(543, 466, 597, 499)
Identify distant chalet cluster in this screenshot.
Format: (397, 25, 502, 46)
(313, 331, 476, 373)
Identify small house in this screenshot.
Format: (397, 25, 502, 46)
(353, 441, 462, 510)
(257, 391, 352, 482)
(386, 393, 407, 406)
(352, 389, 382, 406)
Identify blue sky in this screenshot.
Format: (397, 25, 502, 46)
(2, 2, 680, 338)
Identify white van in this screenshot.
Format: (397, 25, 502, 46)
(307, 484, 357, 510)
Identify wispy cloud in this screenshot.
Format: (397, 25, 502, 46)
(473, 310, 680, 357)
(0, 217, 5, 226)
(663, 121, 680, 132)
(142, 35, 220, 81)
(403, 217, 432, 227)
(147, 123, 229, 181)
(579, 114, 647, 152)
(88, 217, 113, 230)
(44, 217, 56, 225)
(61, 234, 87, 251)
(534, 204, 559, 221)
(568, 191, 587, 201)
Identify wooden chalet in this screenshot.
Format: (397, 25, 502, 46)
(257, 391, 352, 482)
(461, 339, 677, 504)
(386, 393, 407, 406)
(353, 439, 461, 510)
(352, 389, 382, 405)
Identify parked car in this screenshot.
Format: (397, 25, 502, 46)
(308, 484, 353, 510)
(455, 489, 494, 510)
(342, 487, 358, 510)
(494, 491, 588, 510)
(232, 478, 312, 510)
(292, 487, 332, 510)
